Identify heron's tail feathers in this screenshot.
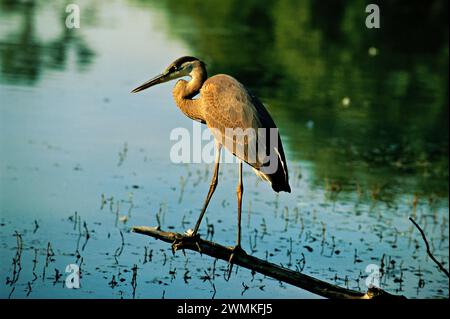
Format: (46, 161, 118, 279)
(252, 151, 291, 194)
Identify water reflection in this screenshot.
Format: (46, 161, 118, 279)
(0, 0, 94, 84)
(1, 0, 447, 195)
(151, 0, 449, 195)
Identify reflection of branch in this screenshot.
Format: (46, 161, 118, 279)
(132, 226, 405, 299)
(409, 217, 449, 278)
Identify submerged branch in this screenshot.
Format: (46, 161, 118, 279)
(132, 226, 405, 299)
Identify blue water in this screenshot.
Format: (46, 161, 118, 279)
(0, 0, 448, 299)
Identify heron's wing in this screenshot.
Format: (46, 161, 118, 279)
(202, 75, 290, 192)
(202, 75, 263, 166)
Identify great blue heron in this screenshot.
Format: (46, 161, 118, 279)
(132, 56, 290, 256)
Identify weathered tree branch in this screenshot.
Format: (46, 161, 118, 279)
(132, 226, 405, 299)
(409, 217, 450, 278)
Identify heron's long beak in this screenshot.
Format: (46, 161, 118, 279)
(131, 73, 169, 93)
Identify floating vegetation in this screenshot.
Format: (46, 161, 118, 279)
(117, 142, 128, 167)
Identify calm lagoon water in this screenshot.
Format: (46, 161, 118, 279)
(0, 0, 448, 298)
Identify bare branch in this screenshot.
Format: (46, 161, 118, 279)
(132, 226, 405, 299)
(409, 217, 449, 278)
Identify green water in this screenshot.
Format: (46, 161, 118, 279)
(0, 0, 448, 299)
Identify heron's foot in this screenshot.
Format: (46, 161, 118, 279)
(171, 232, 201, 254)
(228, 244, 246, 264)
(224, 245, 246, 281)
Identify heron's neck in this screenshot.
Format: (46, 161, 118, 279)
(173, 66, 207, 122)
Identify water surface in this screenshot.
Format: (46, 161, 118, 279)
(0, 0, 448, 298)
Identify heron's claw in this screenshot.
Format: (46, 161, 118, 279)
(171, 233, 201, 254)
(225, 245, 246, 281)
(228, 245, 246, 264)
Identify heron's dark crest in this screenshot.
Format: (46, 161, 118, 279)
(168, 56, 206, 73)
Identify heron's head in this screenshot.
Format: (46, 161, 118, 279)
(131, 56, 206, 93)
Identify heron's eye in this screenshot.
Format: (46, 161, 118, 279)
(169, 66, 177, 72)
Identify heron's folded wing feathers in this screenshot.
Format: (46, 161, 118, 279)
(201, 74, 290, 192)
(202, 75, 264, 167)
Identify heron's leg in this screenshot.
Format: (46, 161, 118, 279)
(191, 142, 222, 237)
(236, 160, 243, 248)
(228, 160, 245, 266)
